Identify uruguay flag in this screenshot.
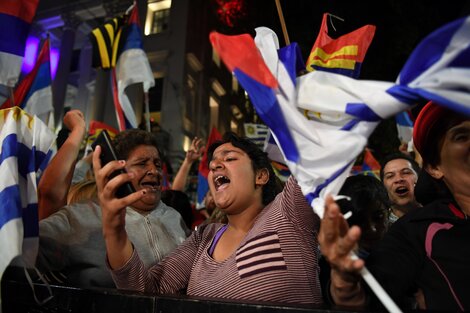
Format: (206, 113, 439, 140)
(0, 0, 39, 87)
(0, 38, 54, 127)
(0, 107, 55, 281)
(211, 15, 470, 218)
(114, 2, 155, 130)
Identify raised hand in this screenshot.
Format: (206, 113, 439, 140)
(185, 137, 204, 163)
(318, 195, 366, 306)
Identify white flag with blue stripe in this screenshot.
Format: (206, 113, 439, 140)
(0, 107, 55, 281)
(211, 16, 470, 218)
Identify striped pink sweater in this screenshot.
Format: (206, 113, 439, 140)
(111, 176, 323, 304)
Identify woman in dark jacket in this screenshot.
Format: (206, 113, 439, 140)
(319, 101, 470, 311)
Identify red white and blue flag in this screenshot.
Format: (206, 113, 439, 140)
(113, 2, 155, 130)
(0, 0, 39, 87)
(1, 38, 54, 126)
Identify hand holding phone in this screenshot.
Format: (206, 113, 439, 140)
(91, 130, 136, 198)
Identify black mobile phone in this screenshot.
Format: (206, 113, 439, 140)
(91, 130, 136, 198)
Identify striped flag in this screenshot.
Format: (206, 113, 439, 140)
(210, 15, 470, 218)
(243, 123, 268, 150)
(0, 38, 54, 126)
(197, 127, 222, 208)
(114, 2, 155, 130)
(0, 0, 39, 87)
(90, 16, 123, 69)
(306, 13, 376, 78)
(0, 107, 55, 281)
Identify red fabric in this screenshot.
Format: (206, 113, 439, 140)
(0, 0, 39, 23)
(127, 1, 139, 25)
(209, 32, 278, 88)
(412, 101, 447, 155)
(88, 120, 119, 137)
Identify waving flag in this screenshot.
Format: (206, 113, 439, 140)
(114, 2, 155, 130)
(1, 38, 54, 126)
(197, 127, 222, 208)
(0, 107, 55, 282)
(211, 15, 470, 219)
(0, 0, 39, 87)
(305, 13, 376, 78)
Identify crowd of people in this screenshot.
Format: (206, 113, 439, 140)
(0, 58, 470, 311)
(4, 97, 469, 311)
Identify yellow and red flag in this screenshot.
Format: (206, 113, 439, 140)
(305, 13, 376, 78)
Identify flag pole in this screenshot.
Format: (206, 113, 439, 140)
(144, 91, 151, 132)
(275, 0, 290, 45)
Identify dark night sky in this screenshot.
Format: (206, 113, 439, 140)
(242, 0, 470, 81)
(212, 0, 470, 160)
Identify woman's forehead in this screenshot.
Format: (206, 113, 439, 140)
(213, 143, 244, 157)
(128, 145, 160, 159)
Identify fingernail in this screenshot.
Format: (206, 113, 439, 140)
(142, 190, 147, 195)
(119, 160, 125, 164)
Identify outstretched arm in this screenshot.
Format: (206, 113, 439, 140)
(172, 137, 203, 191)
(318, 195, 366, 307)
(38, 110, 86, 219)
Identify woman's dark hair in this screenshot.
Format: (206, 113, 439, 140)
(379, 152, 421, 181)
(207, 132, 283, 205)
(113, 129, 161, 160)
